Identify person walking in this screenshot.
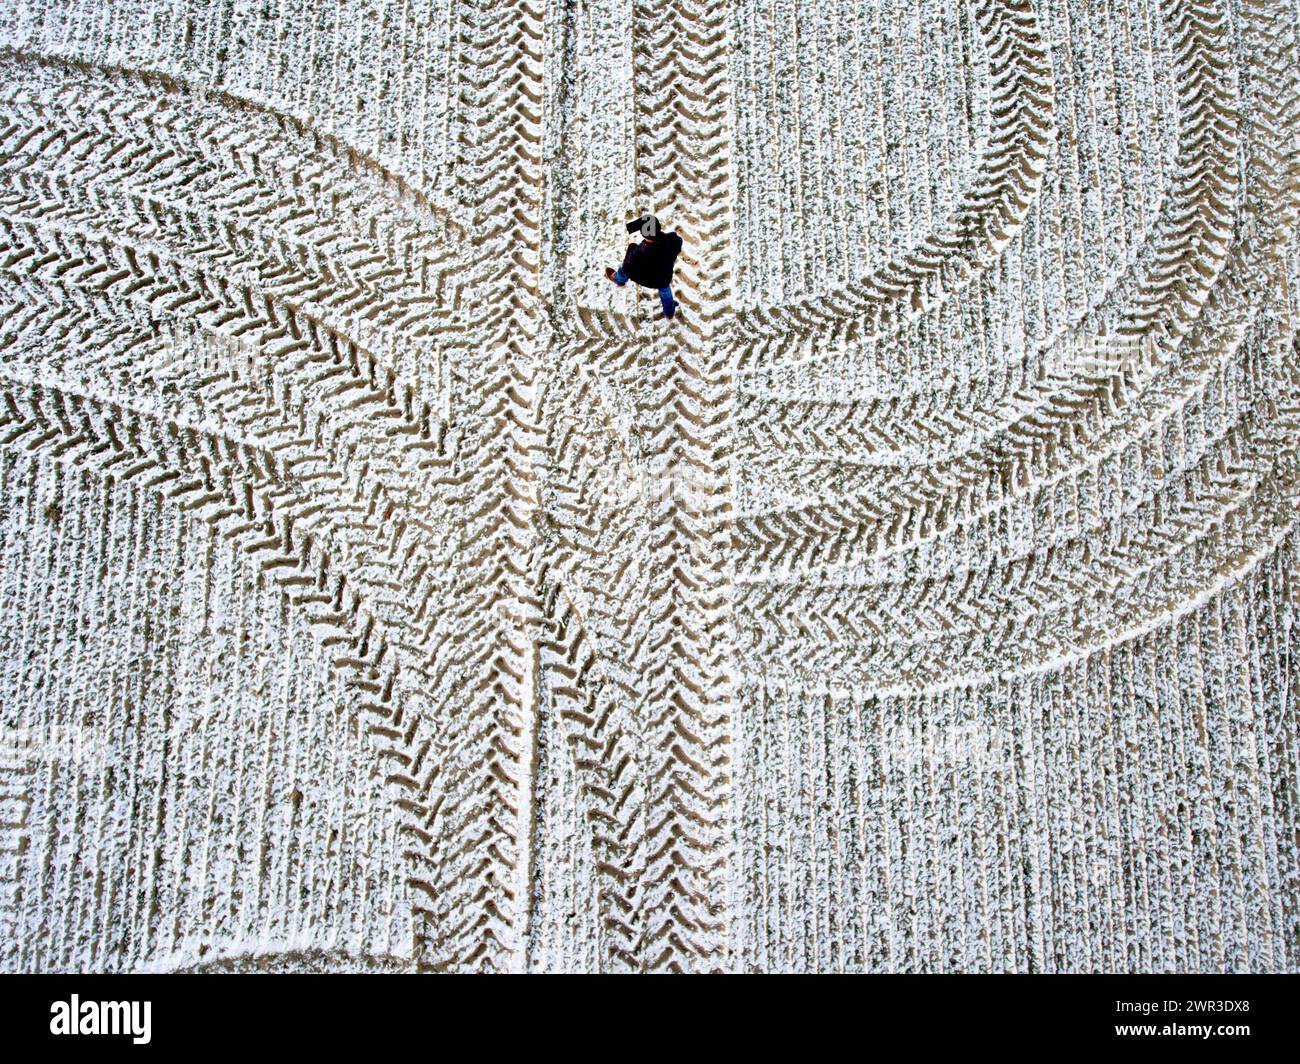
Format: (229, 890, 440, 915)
(605, 215, 680, 319)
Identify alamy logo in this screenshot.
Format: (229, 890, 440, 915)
(49, 995, 151, 1044)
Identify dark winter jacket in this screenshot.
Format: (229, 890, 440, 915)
(618, 231, 682, 289)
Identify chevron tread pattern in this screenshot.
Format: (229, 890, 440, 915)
(0, 0, 1297, 972)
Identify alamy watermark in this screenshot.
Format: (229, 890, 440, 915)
(50, 995, 151, 1044)
(882, 717, 1000, 776)
(0, 724, 103, 769)
(1044, 327, 1168, 381)
(142, 318, 269, 384)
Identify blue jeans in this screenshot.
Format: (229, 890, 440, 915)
(613, 269, 674, 315)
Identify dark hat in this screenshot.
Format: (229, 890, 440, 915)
(626, 214, 660, 237)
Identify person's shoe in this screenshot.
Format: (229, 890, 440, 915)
(604, 267, 618, 283)
(663, 298, 677, 320)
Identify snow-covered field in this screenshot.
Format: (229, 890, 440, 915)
(0, 0, 1297, 972)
